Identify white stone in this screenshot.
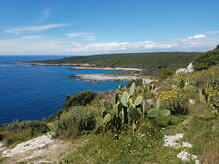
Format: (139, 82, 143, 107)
(2, 134, 54, 157)
(182, 142, 192, 148)
(176, 63, 194, 74)
(146, 99, 154, 105)
(189, 99, 196, 105)
(163, 133, 183, 148)
(177, 149, 197, 161)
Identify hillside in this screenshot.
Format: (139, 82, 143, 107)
(1, 54, 218, 163)
(1, 48, 218, 163)
(36, 52, 202, 75)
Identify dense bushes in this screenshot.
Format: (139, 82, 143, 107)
(158, 68, 174, 79)
(193, 48, 219, 70)
(56, 106, 96, 137)
(64, 91, 99, 108)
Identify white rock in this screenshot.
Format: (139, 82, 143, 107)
(146, 99, 154, 105)
(176, 63, 194, 74)
(140, 134, 146, 137)
(189, 99, 196, 105)
(182, 142, 192, 148)
(176, 68, 187, 74)
(177, 149, 197, 161)
(163, 133, 183, 148)
(152, 87, 160, 95)
(2, 134, 54, 157)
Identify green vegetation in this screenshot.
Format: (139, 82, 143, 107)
(36, 52, 201, 75)
(158, 68, 174, 79)
(59, 65, 219, 164)
(1, 48, 219, 163)
(193, 45, 219, 70)
(64, 90, 100, 108)
(54, 106, 96, 138)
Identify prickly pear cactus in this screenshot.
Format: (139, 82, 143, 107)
(129, 82, 136, 96)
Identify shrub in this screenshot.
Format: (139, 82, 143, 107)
(193, 48, 219, 70)
(58, 106, 96, 136)
(173, 67, 218, 88)
(205, 80, 219, 110)
(158, 88, 188, 114)
(137, 120, 158, 135)
(64, 91, 99, 108)
(155, 115, 185, 127)
(158, 68, 174, 79)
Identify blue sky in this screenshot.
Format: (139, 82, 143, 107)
(0, 0, 219, 55)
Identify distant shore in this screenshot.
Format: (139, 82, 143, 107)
(70, 66, 142, 71)
(72, 74, 154, 82)
(14, 62, 142, 71)
(13, 62, 96, 67)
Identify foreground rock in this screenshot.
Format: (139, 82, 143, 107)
(2, 134, 54, 157)
(72, 74, 154, 82)
(1, 134, 73, 164)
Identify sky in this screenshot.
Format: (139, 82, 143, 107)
(0, 0, 219, 55)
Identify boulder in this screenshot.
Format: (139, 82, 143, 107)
(176, 63, 194, 74)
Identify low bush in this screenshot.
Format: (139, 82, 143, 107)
(137, 119, 158, 135)
(155, 115, 185, 127)
(158, 68, 174, 79)
(158, 88, 188, 115)
(64, 91, 99, 108)
(205, 80, 219, 110)
(57, 106, 96, 137)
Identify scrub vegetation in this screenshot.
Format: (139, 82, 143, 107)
(0, 46, 219, 163)
(35, 52, 202, 75)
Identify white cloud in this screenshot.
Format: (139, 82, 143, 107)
(0, 34, 219, 55)
(66, 32, 96, 41)
(36, 8, 52, 23)
(4, 24, 68, 34)
(188, 34, 206, 39)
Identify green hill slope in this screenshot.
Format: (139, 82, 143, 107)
(38, 52, 202, 75)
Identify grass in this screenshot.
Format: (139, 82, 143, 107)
(60, 109, 219, 164)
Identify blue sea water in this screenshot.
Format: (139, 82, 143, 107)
(0, 56, 127, 123)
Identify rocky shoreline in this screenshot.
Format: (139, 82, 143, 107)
(14, 62, 142, 71)
(72, 73, 154, 83)
(70, 66, 142, 71)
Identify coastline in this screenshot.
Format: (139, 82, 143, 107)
(69, 66, 142, 71)
(14, 62, 142, 71)
(13, 62, 96, 67)
(72, 73, 154, 83)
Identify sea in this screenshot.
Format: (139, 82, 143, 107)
(0, 56, 127, 123)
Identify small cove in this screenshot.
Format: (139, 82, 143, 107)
(0, 56, 128, 123)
